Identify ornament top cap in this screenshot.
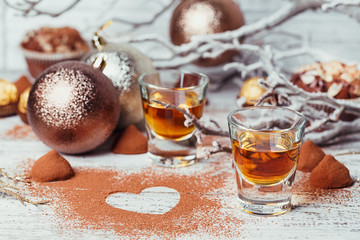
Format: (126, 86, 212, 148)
(92, 33, 106, 50)
(92, 20, 114, 50)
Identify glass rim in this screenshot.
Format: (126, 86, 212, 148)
(138, 70, 209, 91)
(227, 106, 307, 133)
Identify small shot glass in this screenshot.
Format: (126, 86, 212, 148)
(228, 106, 306, 215)
(139, 70, 209, 168)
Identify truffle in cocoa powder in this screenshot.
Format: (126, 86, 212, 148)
(297, 140, 325, 172)
(30, 149, 74, 182)
(14, 75, 32, 95)
(309, 155, 353, 189)
(112, 125, 148, 154)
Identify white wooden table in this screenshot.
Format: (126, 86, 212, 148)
(0, 79, 359, 239)
(1, 0, 360, 238)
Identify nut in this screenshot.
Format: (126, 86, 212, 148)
(300, 74, 315, 84)
(327, 83, 343, 98)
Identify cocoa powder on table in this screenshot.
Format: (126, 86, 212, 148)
(5, 124, 36, 140)
(28, 155, 243, 238)
(292, 171, 356, 206)
(24, 138, 357, 238)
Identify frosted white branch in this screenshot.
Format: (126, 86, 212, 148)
(151, 100, 229, 137)
(321, 0, 360, 22)
(4, 0, 360, 144)
(252, 72, 360, 144)
(105, 0, 326, 68)
(321, 0, 360, 11)
(4, 0, 81, 17)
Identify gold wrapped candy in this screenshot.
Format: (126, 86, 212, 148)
(0, 79, 18, 116)
(17, 87, 31, 123)
(239, 77, 266, 106)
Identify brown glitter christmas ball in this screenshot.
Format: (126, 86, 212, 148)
(170, 0, 245, 66)
(27, 61, 120, 154)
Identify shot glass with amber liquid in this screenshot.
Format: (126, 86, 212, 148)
(228, 107, 306, 215)
(139, 70, 208, 167)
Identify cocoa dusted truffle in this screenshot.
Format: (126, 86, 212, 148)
(31, 150, 74, 182)
(112, 125, 148, 154)
(297, 140, 325, 172)
(14, 75, 32, 95)
(309, 155, 353, 189)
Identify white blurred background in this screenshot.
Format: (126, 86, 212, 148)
(0, 0, 359, 76)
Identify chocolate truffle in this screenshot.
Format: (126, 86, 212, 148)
(309, 155, 353, 189)
(31, 149, 74, 182)
(14, 75, 32, 95)
(112, 125, 148, 154)
(297, 140, 325, 172)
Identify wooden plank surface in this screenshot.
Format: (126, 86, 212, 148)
(0, 81, 359, 239)
(0, 0, 360, 239)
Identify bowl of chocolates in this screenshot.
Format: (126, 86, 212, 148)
(290, 60, 360, 100)
(20, 26, 90, 79)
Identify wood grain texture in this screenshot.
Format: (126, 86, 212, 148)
(106, 187, 180, 214)
(0, 0, 359, 238)
(0, 81, 359, 239)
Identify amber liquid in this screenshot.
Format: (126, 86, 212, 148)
(143, 91, 205, 139)
(232, 132, 300, 185)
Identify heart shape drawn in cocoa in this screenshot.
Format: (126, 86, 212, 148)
(105, 186, 180, 214)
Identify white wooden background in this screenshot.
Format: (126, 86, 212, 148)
(0, 0, 360, 239)
(0, 0, 360, 74)
(0, 82, 359, 240)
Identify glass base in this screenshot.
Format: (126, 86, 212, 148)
(234, 166, 296, 216)
(147, 135, 198, 168)
(237, 194, 292, 216)
(148, 152, 198, 168)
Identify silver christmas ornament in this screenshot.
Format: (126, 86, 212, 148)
(84, 42, 155, 129)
